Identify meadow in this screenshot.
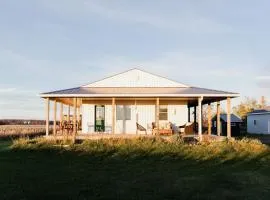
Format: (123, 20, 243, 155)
(0, 125, 50, 139)
(1, 136, 270, 199)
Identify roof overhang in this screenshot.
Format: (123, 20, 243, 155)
(40, 93, 239, 98)
(248, 112, 270, 116)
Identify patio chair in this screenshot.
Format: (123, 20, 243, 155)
(136, 123, 147, 135)
(179, 122, 196, 135)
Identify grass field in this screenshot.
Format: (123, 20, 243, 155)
(1, 137, 270, 200)
(0, 125, 50, 139)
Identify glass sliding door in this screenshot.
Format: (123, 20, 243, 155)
(95, 105, 105, 132)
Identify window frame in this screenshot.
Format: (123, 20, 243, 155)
(159, 105, 168, 121)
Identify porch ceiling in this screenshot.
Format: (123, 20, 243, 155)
(49, 96, 228, 106)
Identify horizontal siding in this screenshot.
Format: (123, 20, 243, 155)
(247, 114, 270, 134)
(82, 104, 95, 134)
(85, 69, 187, 88)
(82, 102, 188, 134)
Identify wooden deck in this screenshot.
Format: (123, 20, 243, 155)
(45, 133, 157, 141)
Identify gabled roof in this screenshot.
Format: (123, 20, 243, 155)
(248, 108, 270, 116)
(213, 114, 243, 123)
(82, 68, 189, 88)
(40, 68, 240, 98)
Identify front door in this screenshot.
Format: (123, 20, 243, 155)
(95, 105, 105, 132)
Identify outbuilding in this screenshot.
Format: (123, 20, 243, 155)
(247, 109, 270, 134)
(212, 114, 243, 136)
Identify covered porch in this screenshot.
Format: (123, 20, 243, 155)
(44, 96, 233, 142)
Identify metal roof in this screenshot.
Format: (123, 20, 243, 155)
(220, 114, 243, 123)
(40, 87, 239, 98)
(248, 108, 270, 115)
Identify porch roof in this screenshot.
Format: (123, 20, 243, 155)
(40, 86, 239, 98)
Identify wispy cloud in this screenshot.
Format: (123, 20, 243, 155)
(256, 76, 270, 88)
(40, 0, 233, 34)
(0, 88, 16, 93)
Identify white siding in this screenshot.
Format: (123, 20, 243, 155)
(136, 105, 155, 134)
(83, 69, 188, 88)
(247, 114, 270, 134)
(82, 102, 188, 134)
(105, 105, 112, 133)
(116, 105, 136, 134)
(82, 104, 95, 134)
(168, 105, 188, 132)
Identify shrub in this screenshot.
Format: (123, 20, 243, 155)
(10, 136, 270, 163)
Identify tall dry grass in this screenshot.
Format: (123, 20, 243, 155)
(11, 137, 270, 162)
(0, 125, 51, 138)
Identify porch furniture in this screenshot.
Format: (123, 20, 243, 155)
(136, 123, 147, 134)
(179, 122, 197, 135)
(152, 122, 173, 136)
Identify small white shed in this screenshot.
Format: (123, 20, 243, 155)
(247, 110, 270, 134)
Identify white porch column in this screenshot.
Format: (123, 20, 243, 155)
(67, 105, 70, 122)
(208, 103, 212, 135)
(227, 97, 231, 138)
(155, 98, 160, 135)
(53, 100, 57, 136)
(198, 96, 203, 141)
(112, 97, 116, 134)
(217, 101, 221, 136)
(73, 98, 77, 136)
(45, 98, 50, 136)
(60, 102, 63, 134)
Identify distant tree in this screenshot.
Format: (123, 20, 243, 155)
(233, 97, 260, 120)
(259, 96, 267, 109)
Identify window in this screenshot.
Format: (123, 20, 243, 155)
(116, 105, 131, 120)
(254, 120, 257, 126)
(159, 105, 168, 121)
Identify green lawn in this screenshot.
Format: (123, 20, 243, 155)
(1, 137, 270, 200)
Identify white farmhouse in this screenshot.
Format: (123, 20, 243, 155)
(40, 68, 239, 140)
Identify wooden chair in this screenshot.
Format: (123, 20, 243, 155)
(179, 122, 197, 135)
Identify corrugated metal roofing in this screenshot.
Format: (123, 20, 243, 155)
(248, 108, 270, 115)
(220, 114, 243, 123)
(40, 87, 239, 97)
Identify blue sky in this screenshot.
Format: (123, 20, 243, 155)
(0, 0, 269, 119)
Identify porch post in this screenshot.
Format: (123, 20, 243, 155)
(53, 100, 57, 136)
(73, 98, 77, 136)
(194, 106, 197, 123)
(188, 106, 191, 122)
(45, 98, 50, 136)
(68, 105, 70, 122)
(67, 105, 70, 134)
(227, 97, 231, 138)
(208, 103, 212, 135)
(217, 101, 221, 136)
(112, 97, 116, 134)
(77, 104, 81, 131)
(155, 98, 160, 135)
(198, 97, 203, 142)
(60, 102, 63, 134)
